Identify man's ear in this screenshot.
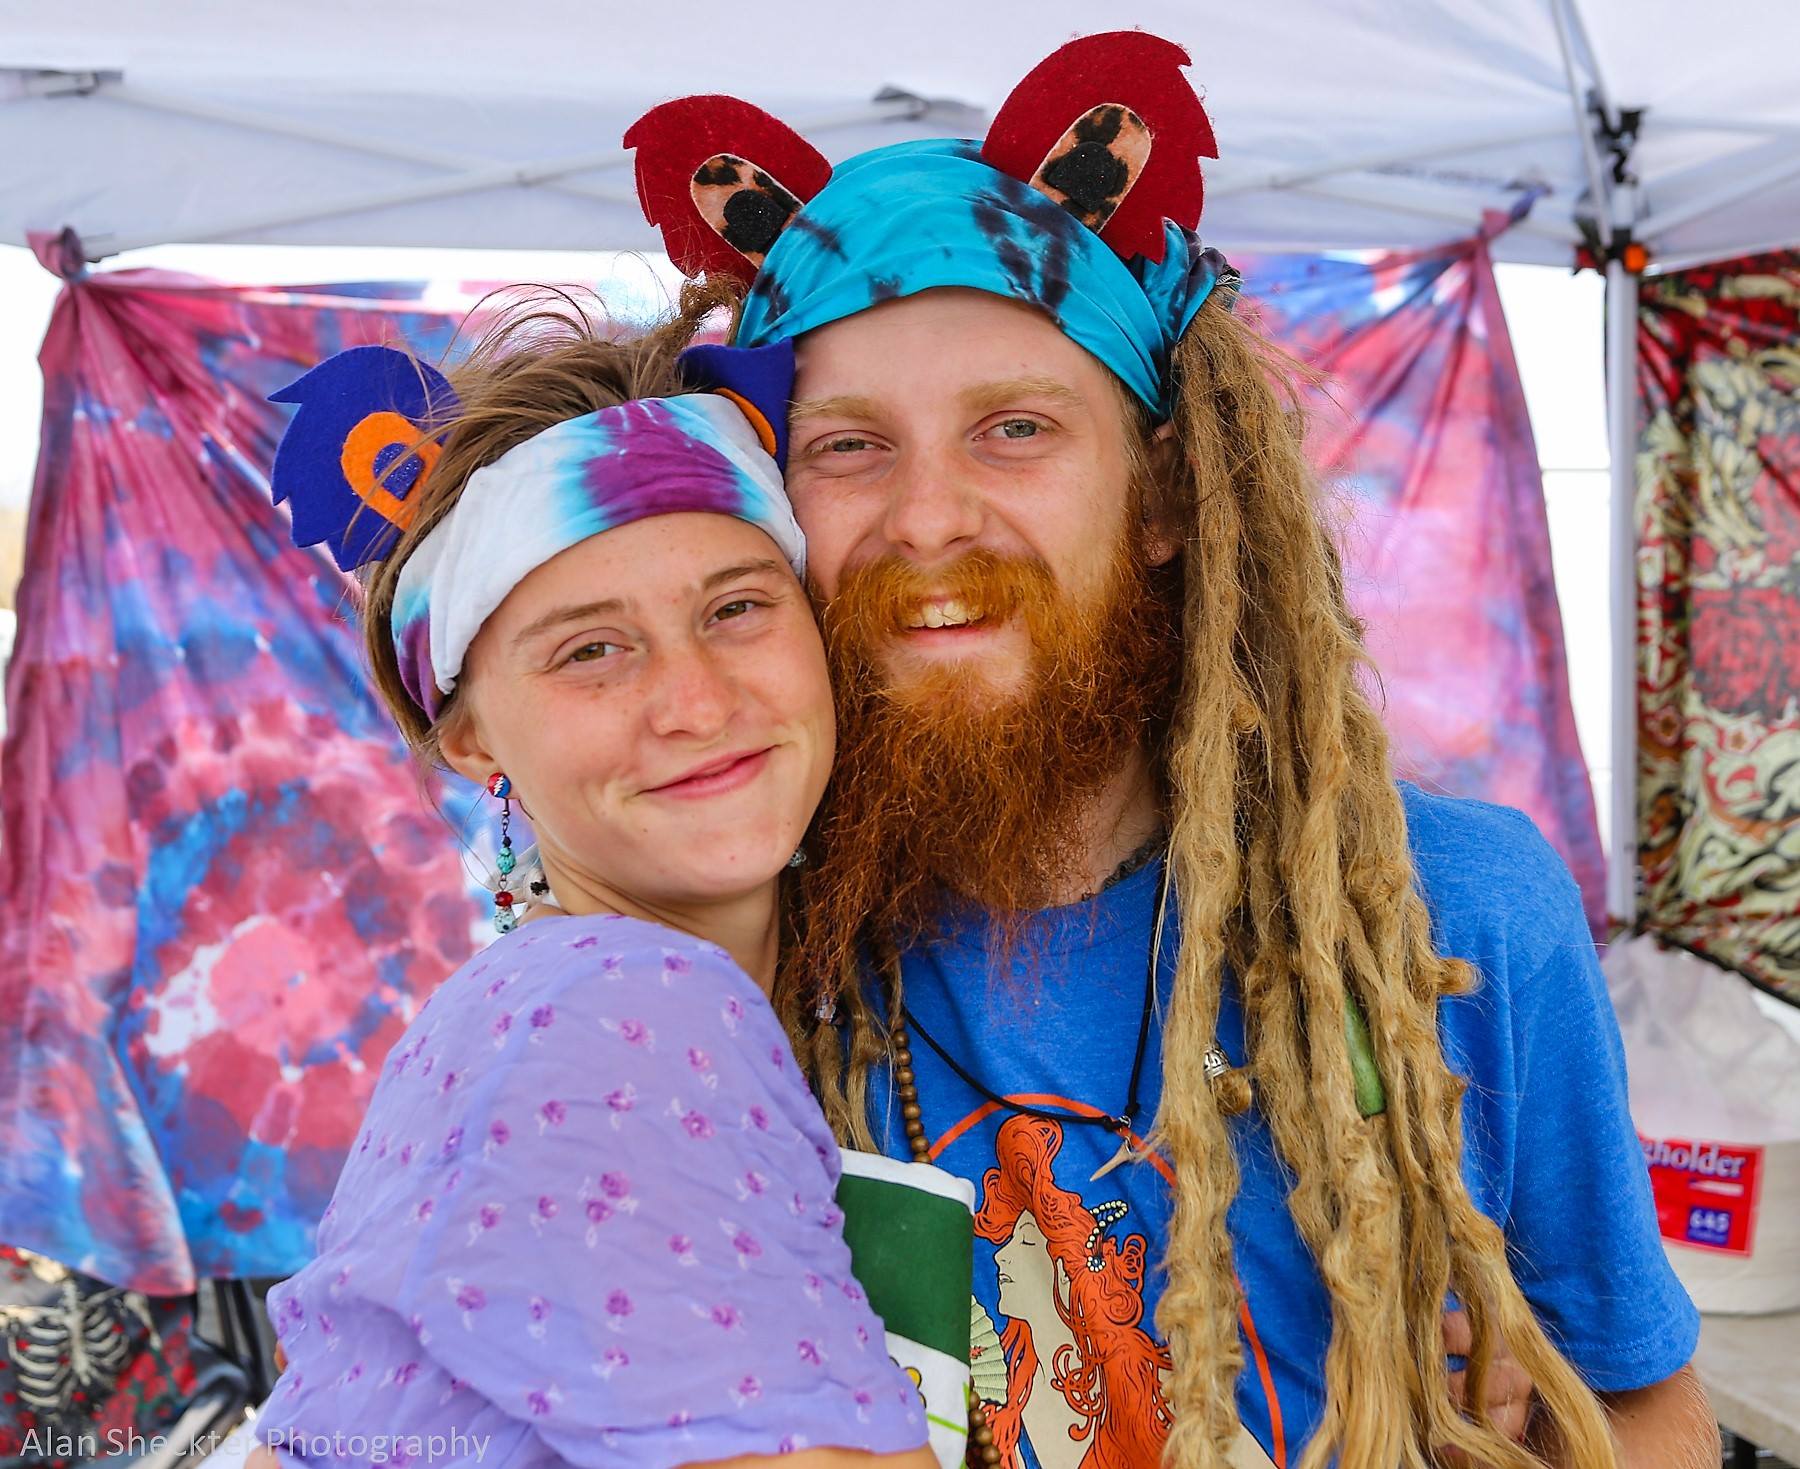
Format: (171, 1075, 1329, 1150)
(436, 698, 499, 789)
(1142, 419, 1183, 567)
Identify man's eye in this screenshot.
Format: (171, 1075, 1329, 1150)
(824, 435, 875, 453)
(994, 419, 1041, 440)
(567, 641, 622, 664)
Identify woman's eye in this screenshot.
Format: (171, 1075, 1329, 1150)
(712, 599, 761, 623)
(566, 641, 622, 664)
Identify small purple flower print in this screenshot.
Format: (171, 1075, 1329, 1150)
(538, 1099, 567, 1133)
(745, 1104, 769, 1132)
(397, 1142, 415, 1166)
(279, 1295, 305, 1326)
(445, 1167, 463, 1192)
(468, 1201, 503, 1244)
(731, 1229, 762, 1265)
(797, 1339, 824, 1367)
(531, 1195, 558, 1234)
(376, 1137, 389, 1160)
(802, 1273, 823, 1304)
(770, 1046, 785, 1070)
(394, 1359, 421, 1386)
(604, 1083, 637, 1128)
(485, 1120, 510, 1156)
(330, 1266, 351, 1298)
(676, 1106, 714, 1140)
(599, 953, 624, 979)
(669, 1234, 696, 1266)
(736, 1170, 768, 1201)
(528, 1295, 552, 1340)
(618, 1018, 651, 1047)
(410, 1195, 434, 1224)
(721, 995, 745, 1031)
(661, 950, 693, 984)
(317, 1311, 335, 1336)
(605, 1290, 634, 1332)
(421, 1055, 436, 1079)
(529, 1005, 556, 1041)
(569, 933, 600, 951)
(442, 1126, 464, 1157)
(452, 1281, 486, 1328)
(708, 1303, 742, 1331)
(732, 1374, 763, 1406)
(439, 1068, 460, 1093)
(592, 1346, 630, 1380)
(343, 1361, 365, 1385)
(484, 975, 508, 999)
(492, 1013, 513, 1043)
(599, 1172, 631, 1200)
(408, 1313, 427, 1342)
(527, 1388, 556, 1416)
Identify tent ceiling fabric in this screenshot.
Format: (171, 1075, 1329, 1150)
(2, 1, 1796, 268)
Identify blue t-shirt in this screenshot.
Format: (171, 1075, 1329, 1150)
(875, 784, 1698, 1469)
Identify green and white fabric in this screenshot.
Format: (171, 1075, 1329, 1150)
(837, 1150, 975, 1469)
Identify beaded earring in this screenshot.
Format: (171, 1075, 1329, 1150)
(487, 773, 518, 934)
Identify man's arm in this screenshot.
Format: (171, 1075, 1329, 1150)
(1594, 1364, 1719, 1469)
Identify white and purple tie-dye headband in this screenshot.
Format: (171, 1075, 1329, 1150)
(269, 338, 801, 721)
(390, 390, 801, 719)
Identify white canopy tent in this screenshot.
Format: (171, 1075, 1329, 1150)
(5, 0, 1799, 921)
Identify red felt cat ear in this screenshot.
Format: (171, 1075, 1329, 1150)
(625, 96, 833, 283)
(982, 31, 1217, 265)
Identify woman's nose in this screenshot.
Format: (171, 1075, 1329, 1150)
(645, 640, 737, 741)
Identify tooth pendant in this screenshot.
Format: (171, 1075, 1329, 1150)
(1090, 1135, 1137, 1182)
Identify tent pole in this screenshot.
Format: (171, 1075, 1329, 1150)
(1604, 252, 1640, 929)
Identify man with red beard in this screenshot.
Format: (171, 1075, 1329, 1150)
(628, 31, 1712, 1469)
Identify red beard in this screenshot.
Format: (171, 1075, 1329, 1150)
(793, 537, 1181, 992)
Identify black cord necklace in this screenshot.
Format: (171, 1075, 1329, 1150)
(897, 847, 1172, 1176)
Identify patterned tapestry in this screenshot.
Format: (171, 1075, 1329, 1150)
(1240, 233, 1606, 932)
(1637, 252, 1800, 1003)
(0, 244, 487, 1297)
(0, 232, 1602, 1307)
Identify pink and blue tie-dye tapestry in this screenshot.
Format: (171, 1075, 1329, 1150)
(0, 244, 486, 1296)
(0, 230, 1601, 1301)
(1239, 231, 1606, 933)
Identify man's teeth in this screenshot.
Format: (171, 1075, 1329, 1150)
(906, 600, 983, 629)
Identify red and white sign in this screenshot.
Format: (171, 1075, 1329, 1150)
(1639, 1134, 1765, 1257)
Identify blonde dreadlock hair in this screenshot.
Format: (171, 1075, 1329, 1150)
(781, 291, 1619, 1469)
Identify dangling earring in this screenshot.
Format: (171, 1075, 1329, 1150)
(487, 772, 518, 934)
(786, 846, 807, 869)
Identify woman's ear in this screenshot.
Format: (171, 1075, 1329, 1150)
(1142, 419, 1183, 567)
(436, 698, 498, 788)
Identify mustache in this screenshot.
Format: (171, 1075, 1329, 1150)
(817, 549, 1060, 642)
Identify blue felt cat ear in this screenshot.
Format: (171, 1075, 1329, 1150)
(268, 345, 462, 572)
(677, 338, 794, 469)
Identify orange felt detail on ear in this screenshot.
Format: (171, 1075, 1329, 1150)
(1029, 104, 1153, 234)
(711, 388, 778, 457)
(690, 154, 806, 271)
(340, 411, 436, 530)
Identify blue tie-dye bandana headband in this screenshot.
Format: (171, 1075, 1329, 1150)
(735, 139, 1233, 418)
(626, 31, 1238, 419)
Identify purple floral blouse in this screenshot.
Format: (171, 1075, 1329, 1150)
(259, 914, 925, 1467)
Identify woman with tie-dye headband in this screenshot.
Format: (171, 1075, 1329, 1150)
(246, 291, 950, 1469)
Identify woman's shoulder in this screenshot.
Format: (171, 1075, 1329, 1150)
(413, 914, 763, 1043)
